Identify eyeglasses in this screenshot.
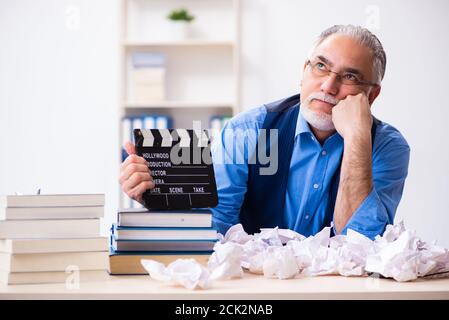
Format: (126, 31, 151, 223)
(306, 60, 378, 87)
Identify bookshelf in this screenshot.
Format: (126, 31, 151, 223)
(119, 0, 241, 208)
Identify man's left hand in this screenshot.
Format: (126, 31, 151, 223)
(332, 93, 373, 140)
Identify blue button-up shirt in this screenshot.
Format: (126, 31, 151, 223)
(211, 104, 410, 239)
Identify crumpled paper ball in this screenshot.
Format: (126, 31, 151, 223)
(141, 258, 211, 290)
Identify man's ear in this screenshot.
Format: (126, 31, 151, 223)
(300, 60, 309, 88)
(303, 60, 309, 72)
(368, 85, 381, 105)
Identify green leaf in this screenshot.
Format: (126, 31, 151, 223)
(167, 8, 195, 22)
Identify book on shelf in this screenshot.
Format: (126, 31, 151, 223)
(130, 52, 166, 103)
(0, 237, 108, 254)
(117, 208, 212, 228)
(0, 194, 105, 208)
(0, 206, 104, 220)
(111, 238, 217, 252)
(155, 116, 171, 129)
(0, 219, 101, 239)
(0, 269, 109, 285)
(112, 224, 218, 241)
(0, 251, 109, 273)
(108, 249, 211, 275)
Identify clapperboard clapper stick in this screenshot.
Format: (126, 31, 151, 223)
(134, 129, 219, 209)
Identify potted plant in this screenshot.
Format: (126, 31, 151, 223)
(167, 8, 195, 40)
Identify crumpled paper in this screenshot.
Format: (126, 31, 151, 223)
(207, 241, 244, 280)
(141, 221, 449, 289)
(223, 223, 253, 244)
(262, 245, 299, 279)
(365, 222, 449, 281)
(141, 258, 211, 290)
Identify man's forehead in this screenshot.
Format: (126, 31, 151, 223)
(311, 34, 374, 72)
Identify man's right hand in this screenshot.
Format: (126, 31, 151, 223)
(119, 141, 155, 204)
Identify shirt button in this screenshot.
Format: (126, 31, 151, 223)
(313, 183, 319, 189)
(305, 214, 310, 220)
(321, 150, 327, 156)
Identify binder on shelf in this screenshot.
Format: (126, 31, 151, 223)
(121, 115, 173, 162)
(209, 115, 233, 140)
(222, 116, 232, 127)
(143, 116, 155, 129)
(210, 116, 222, 133)
(121, 117, 132, 162)
(121, 117, 132, 148)
(132, 117, 143, 131)
(155, 116, 168, 129)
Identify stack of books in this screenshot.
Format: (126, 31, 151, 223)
(130, 52, 166, 103)
(0, 194, 109, 284)
(108, 208, 217, 275)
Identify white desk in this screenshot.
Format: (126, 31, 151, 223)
(1, 273, 449, 299)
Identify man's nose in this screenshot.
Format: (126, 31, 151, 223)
(320, 73, 340, 96)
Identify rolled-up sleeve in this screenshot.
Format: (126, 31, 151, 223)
(340, 126, 411, 239)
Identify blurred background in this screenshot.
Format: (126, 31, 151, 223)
(0, 0, 448, 245)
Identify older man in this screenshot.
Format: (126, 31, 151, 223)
(120, 25, 410, 240)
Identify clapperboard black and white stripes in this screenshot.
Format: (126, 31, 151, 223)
(134, 129, 218, 209)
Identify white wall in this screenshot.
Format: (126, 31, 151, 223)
(1, 0, 448, 246)
(0, 0, 121, 234)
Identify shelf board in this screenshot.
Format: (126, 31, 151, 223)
(124, 101, 234, 109)
(123, 40, 235, 48)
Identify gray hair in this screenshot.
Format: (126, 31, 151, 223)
(313, 25, 386, 84)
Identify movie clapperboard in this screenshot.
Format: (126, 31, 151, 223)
(134, 129, 218, 209)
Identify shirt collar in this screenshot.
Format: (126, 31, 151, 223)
(295, 107, 343, 144)
(295, 107, 312, 137)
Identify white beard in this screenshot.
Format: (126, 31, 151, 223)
(301, 94, 336, 132)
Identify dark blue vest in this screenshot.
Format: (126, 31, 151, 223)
(239, 93, 379, 234)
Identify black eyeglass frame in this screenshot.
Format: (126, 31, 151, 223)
(306, 60, 379, 87)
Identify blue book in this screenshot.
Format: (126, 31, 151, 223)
(155, 115, 173, 129)
(109, 247, 213, 256)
